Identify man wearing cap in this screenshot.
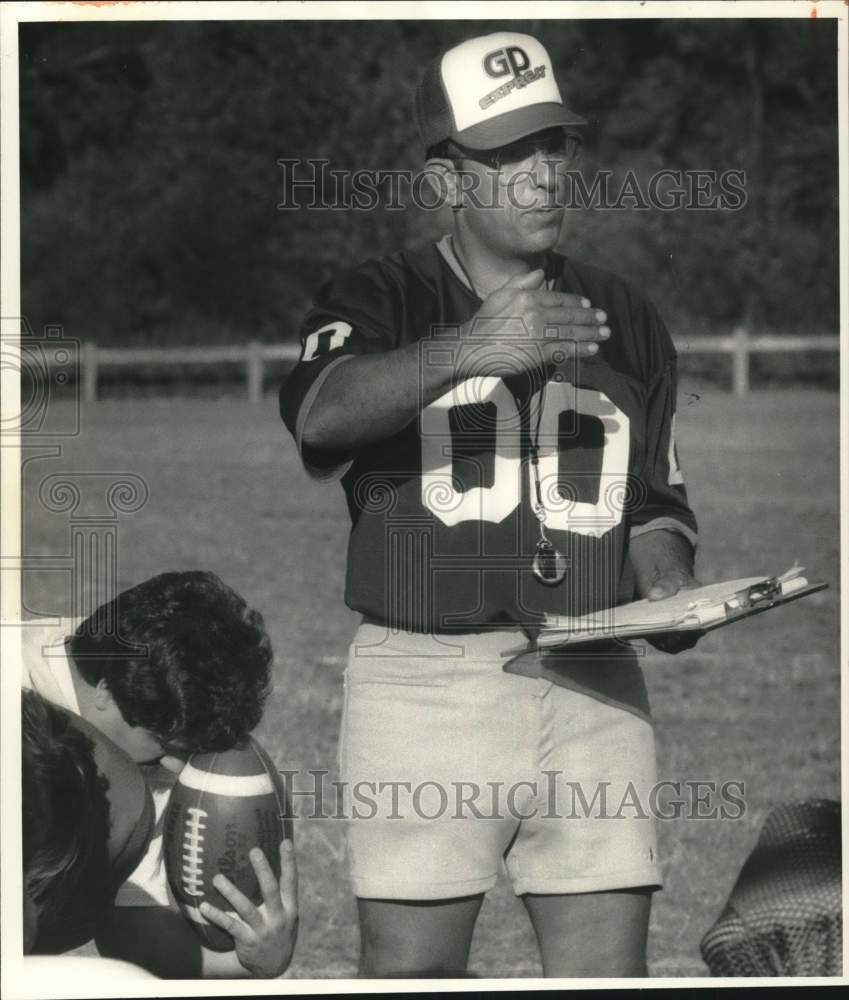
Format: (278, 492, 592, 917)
(280, 31, 700, 977)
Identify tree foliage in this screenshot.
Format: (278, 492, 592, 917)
(19, 18, 838, 346)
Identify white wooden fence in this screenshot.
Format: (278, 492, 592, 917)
(80, 342, 300, 404)
(672, 328, 838, 398)
(76, 328, 839, 403)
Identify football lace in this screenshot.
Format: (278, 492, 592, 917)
(182, 807, 208, 897)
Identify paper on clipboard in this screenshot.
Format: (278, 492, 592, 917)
(537, 565, 827, 649)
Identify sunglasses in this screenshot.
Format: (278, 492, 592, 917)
(438, 129, 583, 173)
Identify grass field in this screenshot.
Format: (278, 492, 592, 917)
(21, 387, 840, 979)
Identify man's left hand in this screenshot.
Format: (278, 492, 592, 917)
(644, 569, 703, 653)
(646, 568, 699, 602)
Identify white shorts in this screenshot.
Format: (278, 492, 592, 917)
(339, 621, 661, 900)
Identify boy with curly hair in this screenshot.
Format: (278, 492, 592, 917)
(23, 571, 297, 978)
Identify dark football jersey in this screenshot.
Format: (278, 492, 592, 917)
(280, 236, 697, 635)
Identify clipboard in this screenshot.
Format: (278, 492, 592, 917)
(534, 568, 829, 650)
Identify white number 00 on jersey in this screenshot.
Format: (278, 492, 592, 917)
(420, 379, 630, 538)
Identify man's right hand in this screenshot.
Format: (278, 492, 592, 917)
(299, 269, 610, 454)
(457, 268, 610, 378)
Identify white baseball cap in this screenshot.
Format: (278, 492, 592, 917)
(414, 32, 586, 152)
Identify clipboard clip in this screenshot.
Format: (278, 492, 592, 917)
(727, 576, 782, 612)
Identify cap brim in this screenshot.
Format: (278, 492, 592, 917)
(453, 102, 587, 151)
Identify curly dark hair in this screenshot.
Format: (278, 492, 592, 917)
(68, 571, 272, 753)
(22, 689, 111, 953)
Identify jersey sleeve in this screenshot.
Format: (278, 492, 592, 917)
(110, 780, 156, 890)
(113, 770, 177, 908)
(629, 305, 698, 549)
(279, 261, 400, 480)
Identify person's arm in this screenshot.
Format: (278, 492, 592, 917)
(95, 840, 298, 979)
(300, 270, 606, 453)
(629, 521, 703, 657)
(625, 296, 702, 650)
(629, 527, 699, 600)
(299, 339, 452, 453)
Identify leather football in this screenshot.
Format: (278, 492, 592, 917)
(164, 738, 293, 951)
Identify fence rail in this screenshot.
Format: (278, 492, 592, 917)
(75, 329, 838, 402)
(80, 342, 300, 404)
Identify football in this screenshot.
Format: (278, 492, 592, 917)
(164, 737, 293, 951)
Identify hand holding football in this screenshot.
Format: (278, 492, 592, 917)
(164, 738, 294, 955)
